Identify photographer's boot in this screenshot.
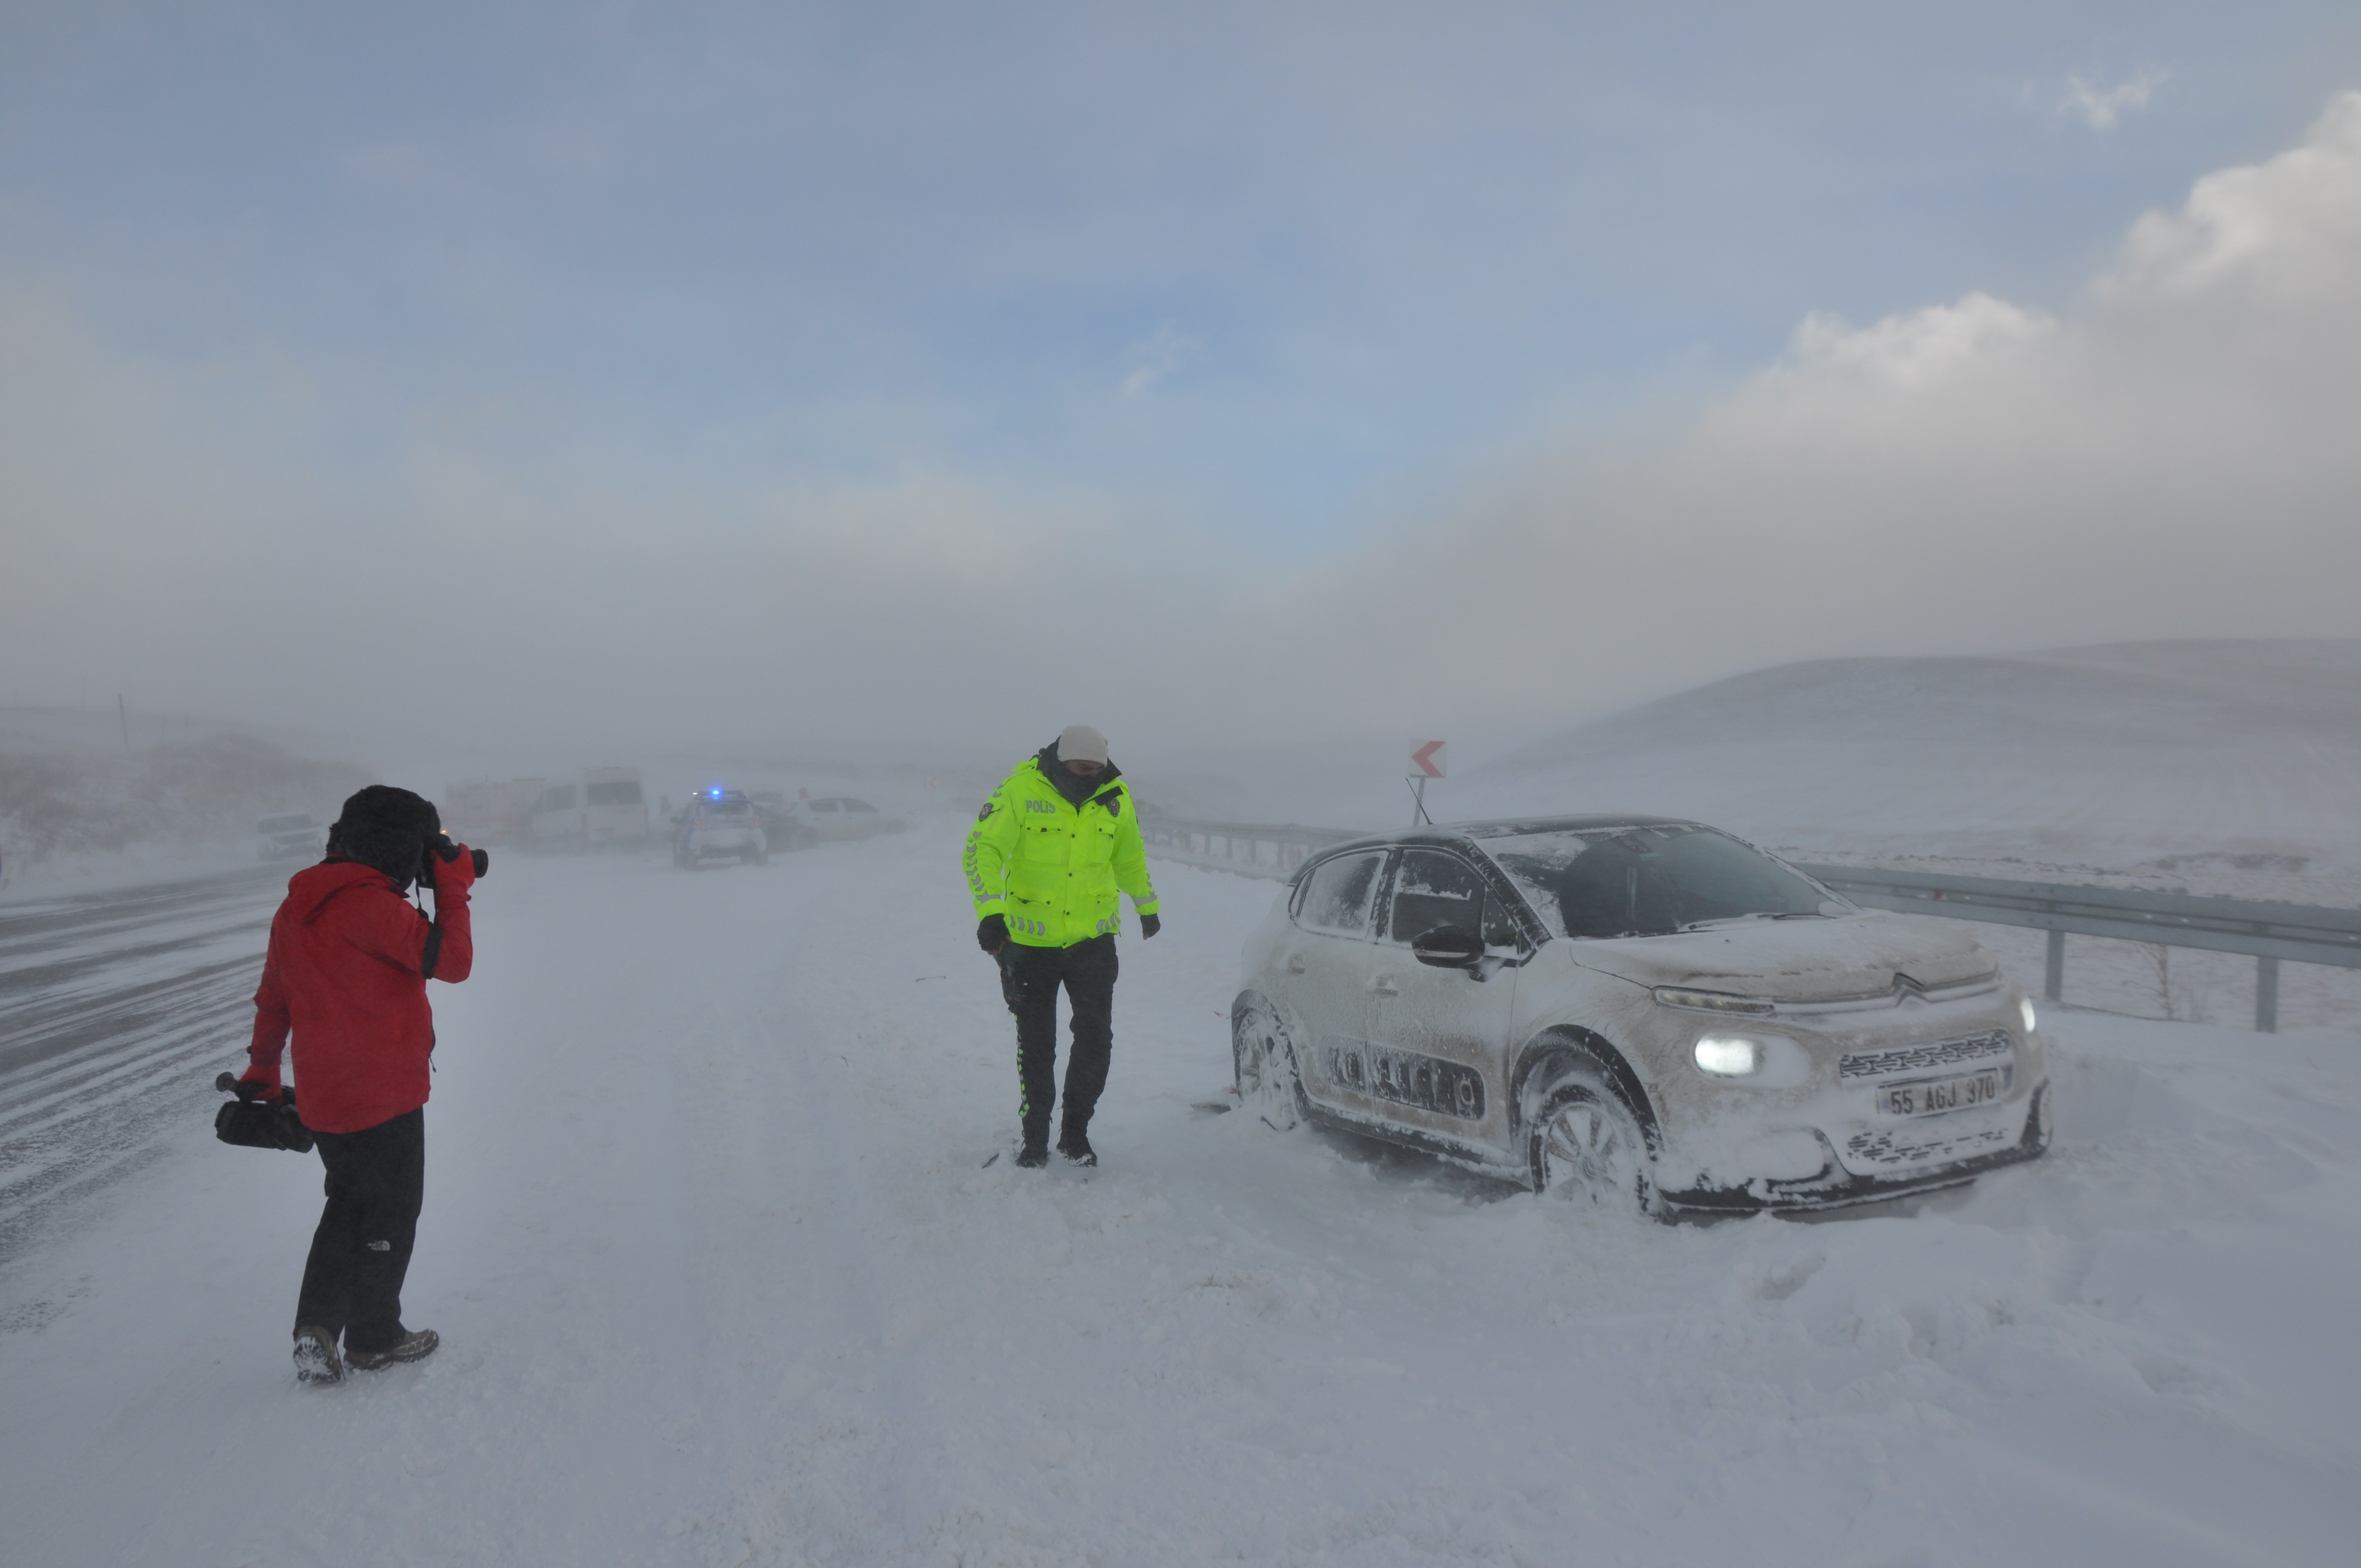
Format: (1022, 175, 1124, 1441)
(293, 1325, 344, 1385)
(346, 1327, 438, 1370)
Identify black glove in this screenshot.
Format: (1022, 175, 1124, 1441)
(977, 913, 1008, 955)
(1139, 912, 1161, 939)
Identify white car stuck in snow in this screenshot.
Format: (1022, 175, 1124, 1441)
(1232, 815, 2050, 1214)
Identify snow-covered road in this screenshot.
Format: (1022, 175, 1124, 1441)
(3, 823, 2357, 1566)
(0, 863, 284, 1264)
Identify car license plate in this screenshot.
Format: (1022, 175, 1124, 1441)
(1878, 1068, 2005, 1118)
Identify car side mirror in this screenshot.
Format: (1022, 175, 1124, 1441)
(1411, 925, 1484, 970)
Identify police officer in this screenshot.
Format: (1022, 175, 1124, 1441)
(965, 725, 1160, 1167)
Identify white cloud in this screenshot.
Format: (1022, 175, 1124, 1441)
(2109, 91, 2361, 306)
(1780, 293, 2054, 392)
(0, 286, 1208, 754)
(12, 94, 2361, 758)
(1120, 323, 1204, 399)
(2059, 69, 2166, 132)
(1215, 90, 2361, 741)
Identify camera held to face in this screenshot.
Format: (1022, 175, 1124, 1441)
(420, 832, 490, 885)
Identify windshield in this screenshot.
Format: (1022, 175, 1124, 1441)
(1484, 825, 1841, 939)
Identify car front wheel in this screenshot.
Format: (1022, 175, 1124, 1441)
(1528, 1075, 1655, 1213)
(1232, 999, 1307, 1130)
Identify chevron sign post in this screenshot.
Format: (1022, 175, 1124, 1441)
(1407, 740, 1446, 824)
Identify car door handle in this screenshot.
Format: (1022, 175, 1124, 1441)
(1285, 955, 1307, 974)
(1370, 976, 1399, 996)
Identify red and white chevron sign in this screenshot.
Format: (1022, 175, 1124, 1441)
(1408, 740, 1448, 778)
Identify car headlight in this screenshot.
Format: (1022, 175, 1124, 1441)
(1694, 1036, 1763, 1076)
(1654, 986, 1776, 1017)
(2019, 997, 2038, 1035)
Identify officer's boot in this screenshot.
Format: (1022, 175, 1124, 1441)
(1056, 1116, 1096, 1168)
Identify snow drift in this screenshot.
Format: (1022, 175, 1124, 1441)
(3, 831, 2357, 1565)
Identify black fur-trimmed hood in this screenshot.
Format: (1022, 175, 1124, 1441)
(1035, 739, 1123, 808)
(324, 785, 440, 886)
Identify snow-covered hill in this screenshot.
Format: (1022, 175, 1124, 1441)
(0, 707, 373, 889)
(1455, 639, 2361, 902)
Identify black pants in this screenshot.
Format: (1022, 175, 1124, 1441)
(295, 1108, 424, 1354)
(1000, 935, 1118, 1145)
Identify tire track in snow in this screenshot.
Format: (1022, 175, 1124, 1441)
(0, 868, 275, 1268)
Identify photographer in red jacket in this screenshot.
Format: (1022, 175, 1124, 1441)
(241, 786, 476, 1385)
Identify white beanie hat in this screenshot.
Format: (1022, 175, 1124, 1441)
(1057, 724, 1111, 764)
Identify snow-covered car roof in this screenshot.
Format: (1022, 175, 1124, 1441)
(1288, 815, 1703, 882)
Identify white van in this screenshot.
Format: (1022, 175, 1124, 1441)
(528, 767, 650, 850)
(442, 778, 547, 846)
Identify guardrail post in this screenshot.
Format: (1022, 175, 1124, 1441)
(2255, 956, 2280, 1034)
(2044, 929, 2065, 1004)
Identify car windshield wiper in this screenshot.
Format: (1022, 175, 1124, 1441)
(1677, 911, 1834, 932)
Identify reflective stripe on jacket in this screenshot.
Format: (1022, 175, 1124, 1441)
(964, 757, 1158, 948)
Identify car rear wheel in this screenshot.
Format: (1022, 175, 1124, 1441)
(1232, 999, 1307, 1130)
(1528, 1074, 1654, 1213)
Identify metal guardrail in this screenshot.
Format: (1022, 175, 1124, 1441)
(1138, 816, 1359, 881)
(1794, 864, 2360, 1033)
(1139, 813, 2359, 1033)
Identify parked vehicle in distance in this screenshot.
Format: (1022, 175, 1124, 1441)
(441, 778, 547, 847)
(255, 813, 325, 861)
(1232, 815, 2050, 1216)
(747, 791, 811, 854)
(776, 796, 906, 845)
(528, 767, 651, 851)
(672, 788, 768, 868)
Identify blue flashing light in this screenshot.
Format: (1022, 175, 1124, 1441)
(710, 788, 722, 797)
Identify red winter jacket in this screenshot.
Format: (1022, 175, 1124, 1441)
(247, 859, 473, 1134)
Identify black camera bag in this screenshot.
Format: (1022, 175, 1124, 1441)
(213, 1074, 315, 1154)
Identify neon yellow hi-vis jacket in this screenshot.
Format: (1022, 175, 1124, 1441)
(965, 756, 1160, 948)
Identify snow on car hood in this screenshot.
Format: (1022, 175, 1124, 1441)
(1566, 911, 1995, 1001)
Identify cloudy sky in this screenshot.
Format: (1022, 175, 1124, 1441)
(5, 3, 2360, 765)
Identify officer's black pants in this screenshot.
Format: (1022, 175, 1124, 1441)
(1000, 934, 1118, 1145)
(295, 1108, 424, 1354)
